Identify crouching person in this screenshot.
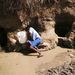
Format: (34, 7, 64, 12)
(25, 26, 43, 57)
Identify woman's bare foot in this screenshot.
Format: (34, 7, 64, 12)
(37, 53, 43, 58)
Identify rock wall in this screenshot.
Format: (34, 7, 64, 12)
(39, 17, 58, 49)
(0, 0, 75, 49)
(66, 22, 75, 48)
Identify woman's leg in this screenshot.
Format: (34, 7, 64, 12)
(27, 38, 42, 47)
(25, 41, 43, 57)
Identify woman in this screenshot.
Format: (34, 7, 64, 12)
(25, 26, 43, 57)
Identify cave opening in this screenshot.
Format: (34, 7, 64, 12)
(0, 27, 8, 50)
(55, 13, 74, 37)
(0, 15, 22, 50)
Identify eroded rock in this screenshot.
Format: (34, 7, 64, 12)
(40, 17, 58, 50)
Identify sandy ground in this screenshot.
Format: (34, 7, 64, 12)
(0, 46, 74, 75)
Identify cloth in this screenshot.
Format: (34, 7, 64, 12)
(27, 38, 42, 47)
(17, 31, 27, 44)
(29, 27, 41, 40)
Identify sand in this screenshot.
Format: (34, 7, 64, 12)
(0, 46, 74, 75)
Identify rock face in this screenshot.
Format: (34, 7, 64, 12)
(66, 22, 75, 48)
(0, 0, 75, 49)
(40, 17, 58, 49)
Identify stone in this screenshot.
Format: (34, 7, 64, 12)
(40, 18, 58, 50)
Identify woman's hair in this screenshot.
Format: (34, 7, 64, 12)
(25, 25, 31, 31)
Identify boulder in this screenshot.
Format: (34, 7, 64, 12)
(40, 17, 58, 50)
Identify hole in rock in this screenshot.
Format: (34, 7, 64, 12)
(55, 13, 74, 37)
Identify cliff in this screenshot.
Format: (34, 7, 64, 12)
(0, 0, 75, 49)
